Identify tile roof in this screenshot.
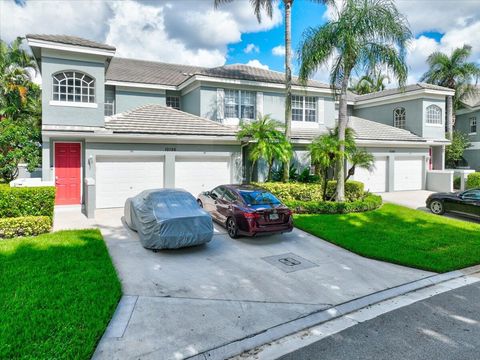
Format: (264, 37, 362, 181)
(105, 58, 331, 89)
(459, 86, 480, 108)
(104, 104, 237, 136)
(197, 64, 330, 89)
(354, 83, 453, 102)
(26, 34, 116, 51)
(291, 116, 425, 142)
(106, 57, 205, 86)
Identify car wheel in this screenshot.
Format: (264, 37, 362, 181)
(197, 199, 203, 208)
(430, 200, 445, 215)
(226, 217, 238, 239)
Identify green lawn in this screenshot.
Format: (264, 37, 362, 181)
(294, 203, 480, 273)
(0, 229, 121, 359)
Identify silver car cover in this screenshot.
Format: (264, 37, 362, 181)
(124, 189, 214, 249)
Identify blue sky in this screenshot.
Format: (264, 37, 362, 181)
(1, 0, 479, 85)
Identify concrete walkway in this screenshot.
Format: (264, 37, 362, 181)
(89, 208, 433, 360)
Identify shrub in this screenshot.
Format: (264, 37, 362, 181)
(255, 180, 365, 202)
(285, 194, 383, 214)
(253, 182, 324, 202)
(0, 216, 52, 239)
(326, 180, 364, 201)
(466, 172, 480, 189)
(0, 186, 56, 219)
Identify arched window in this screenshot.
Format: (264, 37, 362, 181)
(426, 105, 442, 125)
(52, 71, 95, 103)
(393, 107, 406, 129)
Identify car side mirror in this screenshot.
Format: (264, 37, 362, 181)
(204, 191, 210, 197)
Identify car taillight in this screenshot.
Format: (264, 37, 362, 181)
(285, 209, 293, 216)
(243, 211, 260, 219)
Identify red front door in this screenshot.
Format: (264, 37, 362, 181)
(55, 142, 81, 205)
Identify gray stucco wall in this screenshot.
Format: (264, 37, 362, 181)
(115, 87, 166, 113)
(182, 87, 201, 116)
(463, 150, 480, 170)
(353, 99, 424, 136)
(353, 98, 446, 140)
(200, 86, 218, 120)
(456, 110, 480, 141)
(41, 50, 106, 127)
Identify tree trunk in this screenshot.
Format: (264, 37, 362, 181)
(446, 95, 453, 138)
(335, 75, 349, 202)
(282, 0, 292, 183)
(322, 168, 329, 201)
(267, 160, 273, 182)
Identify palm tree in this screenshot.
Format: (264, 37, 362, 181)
(298, 0, 411, 201)
(0, 37, 38, 121)
(350, 72, 389, 95)
(309, 130, 339, 200)
(345, 148, 375, 181)
(420, 45, 480, 137)
(214, 0, 333, 182)
(237, 114, 292, 182)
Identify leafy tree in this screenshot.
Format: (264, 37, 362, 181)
(0, 118, 41, 182)
(420, 45, 480, 136)
(298, 0, 411, 201)
(237, 115, 292, 182)
(445, 131, 471, 168)
(214, 0, 333, 182)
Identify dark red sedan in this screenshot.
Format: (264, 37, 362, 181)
(197, 184, 294, 238)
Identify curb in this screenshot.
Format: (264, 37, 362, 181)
(187, 264, 480, 360)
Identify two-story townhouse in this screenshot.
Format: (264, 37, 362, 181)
(454, 88, 480, 170)
(26, 34, 453, 218)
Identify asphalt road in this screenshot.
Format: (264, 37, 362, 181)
(279, 282, 480, 360)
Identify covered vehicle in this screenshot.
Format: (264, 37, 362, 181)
(124, 188, 214, 250)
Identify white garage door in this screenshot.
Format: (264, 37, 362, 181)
(394, 157, 423, 191)
(175, 156, 231, 197)
(353, 156, 387, 193)
(96, 156, 164, 208)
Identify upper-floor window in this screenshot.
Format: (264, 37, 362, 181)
(53, 71, 95, 103)
(292, 95, 316, 122)
(224, 90, 255, 119)
(393, 107, 406, 129)
(426, 105, 442, 125)
(166, 96, 180, 110)
(470, 117, 477, 134)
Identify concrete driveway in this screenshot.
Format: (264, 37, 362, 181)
(380, 190, 478, 223)
(91, 208, 432, 360)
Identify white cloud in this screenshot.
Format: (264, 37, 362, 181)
(246, 59, 269, 70)
(244, 43, 260, 54)
(0, 0, 282, 68)
(272, 45, 285, 56)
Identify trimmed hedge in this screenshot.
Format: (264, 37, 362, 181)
(0, 186, 56, 219)
(285, 194, 383, 214)
(254, 180, 365, 202)
(466, 172, 480, 189)
(0, 216, 52, 239)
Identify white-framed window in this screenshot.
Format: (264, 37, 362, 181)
(292, 95, 317, 122)
(426, 105, 442, 125)
(52, 71, 95, 103)
(166, 96, 180, 110)
(470, 117, 477, 134)
(393, 107, 406, 129)
(224, 89, 256, 120)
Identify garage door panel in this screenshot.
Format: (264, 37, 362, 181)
(353, 157, 387, 193)
(96, 157, 164, 209)
(394, 157, 423, 191)
(175, 156, 231, 197)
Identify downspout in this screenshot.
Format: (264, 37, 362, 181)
(241, 141, 249, 184)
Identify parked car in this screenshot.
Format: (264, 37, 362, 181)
(197, 184, 293, 238)
(426, 189, 480, 218)
(124, 189, 214, 250)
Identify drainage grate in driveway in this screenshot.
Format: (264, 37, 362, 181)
(262, 252, 318, 273)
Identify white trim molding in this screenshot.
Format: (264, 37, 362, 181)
(465, 142, 480, 150)
(105, 80, 176, 91)
(49, 100, 98, 108)
(354, 89, 455, 109)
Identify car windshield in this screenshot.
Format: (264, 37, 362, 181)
(239, 190, 281, 205)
